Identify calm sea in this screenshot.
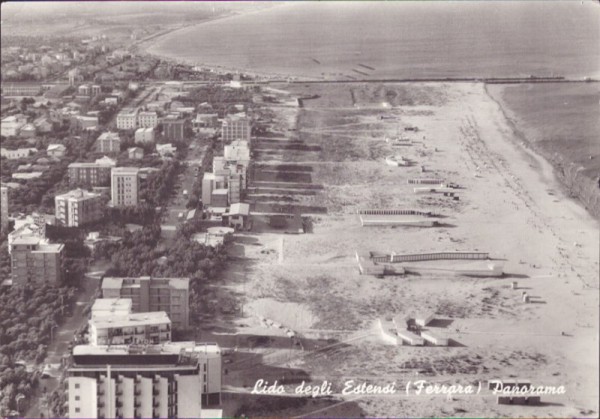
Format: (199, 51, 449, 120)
(146, 1, 600, 79)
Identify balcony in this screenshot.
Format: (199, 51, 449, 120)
(152, 388, 159, 396)
(153, 400, 160, 408)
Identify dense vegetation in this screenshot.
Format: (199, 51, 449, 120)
(0, 283, 76, 416)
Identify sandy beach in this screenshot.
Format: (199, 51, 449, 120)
(215, 81, 598, 417)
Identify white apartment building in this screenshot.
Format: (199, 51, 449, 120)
(55, 189, 104, 227)
(97, 132, 121, 154)
(137, 111, 158, 129)
(221, 113, 250, 143)
(67, 342, 222, 418)
(116, 108, 138, 130)
(134, 127, 155, 144)
(111, 167, 139, 207)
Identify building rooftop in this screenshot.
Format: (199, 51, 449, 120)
(102, 276, 190, 290)
(73, 341, 220, 357)
(97, 131, 120, 141)
(11, 236, 43, 246)
(91, 298, 132, 315)
(56, 188, 100, 201)
(228, 203, 250, 216)
(34, 243, 64, 253)
(112, 167, 140, 175)
(91, 311, 171, 329)
(117, 108, 138, 117)
(139, 111, 157, 117)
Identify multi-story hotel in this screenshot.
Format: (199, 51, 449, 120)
(101, 276, 190, 330)
(55, 189, 104, 227)
(116, 108, 138, 130)
(221, 113, 251, 143)
(10, 236, 64, 285)
(97, 132, 121, 154)
(67, 342, 222, 418)
(110, 167, 140, 207)
(137, 111, 158, 129)
(68, 162, 114, 187)
(1, 185, 8, 231)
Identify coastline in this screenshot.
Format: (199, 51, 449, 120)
(484, 83, 600, 220)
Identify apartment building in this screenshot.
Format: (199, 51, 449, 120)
(10, 236, 64, 285)
(161, 116, 186, 141)
(221, 113, 250, 143)
(1, 185, 8, 231)
(101, 276, 190, 330)
(55, 189, 104, 227)
(68, 162, 114, 187)
(67, 342, 222, 418)
(89, 310, 172, 346)
(110, 167, 140, 207)
(134, 127, 154, 144)
(138, 111, 158, 129)
(116, 108, 138, 130)
(97, 132, 121, 154)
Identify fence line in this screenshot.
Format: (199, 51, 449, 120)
(370, 251, 490, 263)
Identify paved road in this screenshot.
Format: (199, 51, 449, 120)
(160, 143, 207, 233)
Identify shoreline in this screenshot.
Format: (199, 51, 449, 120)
(484, 83, 600, 221)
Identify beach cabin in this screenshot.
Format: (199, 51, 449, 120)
(415, 312, 435, 327)
(420, 330, 449, 346)
(397, 329, 425, 346)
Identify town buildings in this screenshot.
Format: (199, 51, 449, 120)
(96, 131, 121, 154)
(55, 188, 104, 227)
(116, 108, 138, 130)
(67, 341, 222, 418)
(10, 236, 64, 285)
(110, 167, 140, 207)
(221, 113, 250, 143)
(101, 276, 190, 330)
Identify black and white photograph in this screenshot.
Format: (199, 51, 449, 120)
(0, 1, 598, 418)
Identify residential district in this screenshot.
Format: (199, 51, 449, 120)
(0, 31, 264, 419)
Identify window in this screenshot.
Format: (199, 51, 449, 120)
(75, 383, 80, 389)
(75, 408, 81, 413)
(75, 395, 80, 401)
